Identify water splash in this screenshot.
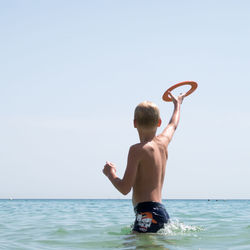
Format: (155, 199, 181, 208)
(158, 219, 203, 235)
(109, 220, 203, 236)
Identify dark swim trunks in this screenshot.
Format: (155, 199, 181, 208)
(133, 201, 170, 233)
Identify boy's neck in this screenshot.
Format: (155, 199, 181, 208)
(137, 128, 157, 143)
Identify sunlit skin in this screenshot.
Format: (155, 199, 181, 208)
(103, 92, 185, 206)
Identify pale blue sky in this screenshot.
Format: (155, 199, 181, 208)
(0, 0, 249, 199)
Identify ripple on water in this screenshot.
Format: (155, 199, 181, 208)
(52, 227, 69, 236)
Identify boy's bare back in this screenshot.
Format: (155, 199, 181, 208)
(131, 136, 168, 206)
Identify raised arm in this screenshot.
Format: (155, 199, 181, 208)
(103, 145, 139, 195)
(160, 92, 185, 143)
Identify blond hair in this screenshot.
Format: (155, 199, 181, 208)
(134, 101, 160, 128)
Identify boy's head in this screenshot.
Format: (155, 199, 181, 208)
(134, 101, 161, 129)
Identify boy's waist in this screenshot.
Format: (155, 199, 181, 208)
(134, 201, 165, 212)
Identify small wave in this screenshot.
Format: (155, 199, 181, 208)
(158, 219, 203, 235)
(53, 227, 69, 236)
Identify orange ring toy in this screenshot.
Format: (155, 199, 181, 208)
(162, 81, 198, 102)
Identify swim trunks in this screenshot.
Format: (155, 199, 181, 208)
(133, 201, 170, 233)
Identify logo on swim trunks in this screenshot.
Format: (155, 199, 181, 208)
(136, 212, 157, 232)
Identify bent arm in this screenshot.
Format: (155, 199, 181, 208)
(105, 146, 139, 195)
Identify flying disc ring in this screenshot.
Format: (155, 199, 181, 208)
(162, 81, 198, 102)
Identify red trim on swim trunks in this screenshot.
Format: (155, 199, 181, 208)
(140, 212, 157, 224)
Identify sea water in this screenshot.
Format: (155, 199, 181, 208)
(0, 199, 250, 250)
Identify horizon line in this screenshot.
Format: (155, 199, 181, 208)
(1, 198, 250, 200)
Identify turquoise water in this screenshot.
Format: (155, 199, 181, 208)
(0, 199, 250, 249)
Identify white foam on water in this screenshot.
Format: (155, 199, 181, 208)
(158, 219, 203, 236)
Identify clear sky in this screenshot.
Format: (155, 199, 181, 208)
(0, 0, 249, 199)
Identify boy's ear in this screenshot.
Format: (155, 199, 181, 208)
(133, 119, 137, 128)
(157, 119, 162, 127)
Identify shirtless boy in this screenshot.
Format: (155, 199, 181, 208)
(103, 92, 185, 233)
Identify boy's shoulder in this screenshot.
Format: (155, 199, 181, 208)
(129, 140, 158, 153)
(130, 142, 144, 151)
(129, 143, 147, 156)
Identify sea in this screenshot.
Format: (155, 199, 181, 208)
(0, 199, 250, 250)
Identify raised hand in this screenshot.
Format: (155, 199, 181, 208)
(168, 91, 186, 105)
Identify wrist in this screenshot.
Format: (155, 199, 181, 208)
(174, 102, 181, 109)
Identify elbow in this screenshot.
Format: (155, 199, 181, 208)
(121, 191, 130, 196)
(120, 186, 131, 196)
